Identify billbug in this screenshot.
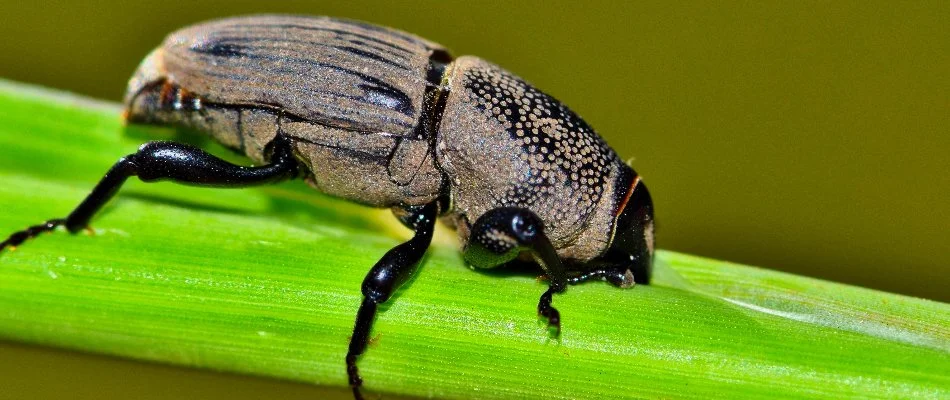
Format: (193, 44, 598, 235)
(1, 15, 655, 399)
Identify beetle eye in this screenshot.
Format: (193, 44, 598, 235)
(510, 212, 541, 242)
(607, 179, 655, 284)
(511, 215, 527, 235)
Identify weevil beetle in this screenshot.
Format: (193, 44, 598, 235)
(1, 15, 654, 399)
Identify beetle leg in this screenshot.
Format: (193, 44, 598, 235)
(565, 244, 652, 288)
(463, 207, 568, 334)
(566, 267, 636, 288)
(347, 201, 438, 400)
(0, 135, 298, 252)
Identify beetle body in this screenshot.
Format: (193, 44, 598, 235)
(126, 15, 654, 267)
(5, 15, 654, 399)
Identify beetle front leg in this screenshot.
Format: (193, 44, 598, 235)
(463, 207, 568, 334)
(346, 201, 438, 400)
(0, 135, 298, 252)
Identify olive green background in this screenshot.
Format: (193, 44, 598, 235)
(0, 1, 947, 399)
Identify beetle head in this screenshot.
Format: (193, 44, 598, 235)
(464, 208, 546, 269)
(603, 171, 655, 285)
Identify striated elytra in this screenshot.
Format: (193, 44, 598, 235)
(1, 15, 654, 399)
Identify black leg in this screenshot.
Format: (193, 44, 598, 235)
(567, 244, 651, 288)
(566, 267, 635, 288)
(463, 207, 568, 334)
(347, 201, 438, 400)
(1, 135, 298, 252)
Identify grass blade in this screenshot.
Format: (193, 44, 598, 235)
(0, 79, 947, 399)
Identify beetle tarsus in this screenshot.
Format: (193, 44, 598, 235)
(346, 352, 365, 400)
(0, 218, 67, 253)
(351, 386, 365, 400)
(537, 286, 563, 335)
(347, 298, 376, 398)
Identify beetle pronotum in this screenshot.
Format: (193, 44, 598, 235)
(1, 15, 654, 399)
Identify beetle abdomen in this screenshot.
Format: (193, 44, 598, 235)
(436, 56, 631, 261)
(124, 15, 450, 207)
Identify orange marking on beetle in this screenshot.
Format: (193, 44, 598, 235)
(605, 175, 641, 246)
(613, 175, 641, 218)
(159, 81, 175, 107)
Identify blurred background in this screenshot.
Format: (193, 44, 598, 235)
(1, 1, 947, 399)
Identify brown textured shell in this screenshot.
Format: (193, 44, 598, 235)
(125, 15, 447, 207)
(436, 57, 630, 261)
(130, 15, 444, 134)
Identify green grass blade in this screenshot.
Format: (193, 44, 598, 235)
(0, 79, 947, 399)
